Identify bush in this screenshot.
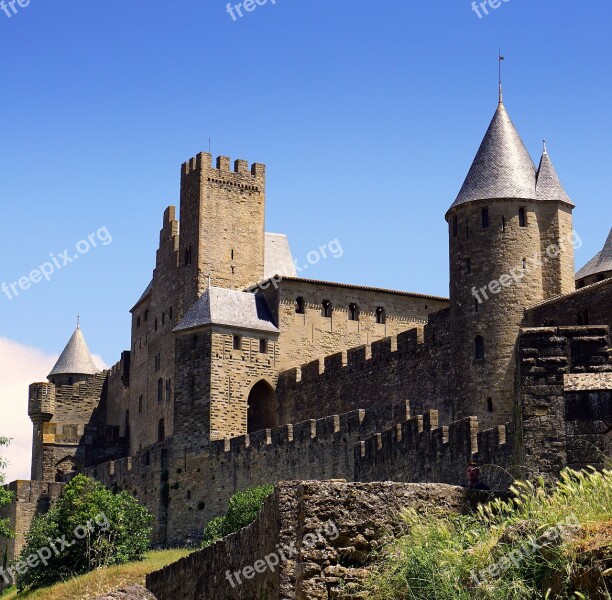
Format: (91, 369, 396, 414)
(15, 475, 152, 592)
(201, 484, 274, 547)
(363, 468, 612, 600)
(0, 437, 14, 541)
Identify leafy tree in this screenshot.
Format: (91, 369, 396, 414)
(0, 437, 14, 540)
(201, 484, 274, 547)
(16, 475, 152, 592)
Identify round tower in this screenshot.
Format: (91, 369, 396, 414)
(446, 94, 575, 429)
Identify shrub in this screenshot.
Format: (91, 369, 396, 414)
(16, 475, 152, 592)
(0, 437, 14, 582)
(201, 484, 274, 547)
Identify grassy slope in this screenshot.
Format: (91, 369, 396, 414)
(362, 468, 612, 599)
(0, 549, 191, 600)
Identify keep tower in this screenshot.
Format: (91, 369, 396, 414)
(178, 152, 267, 314)
(446, 91, 575, 428)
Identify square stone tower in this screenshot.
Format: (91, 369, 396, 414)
(178, 153, 266, 314)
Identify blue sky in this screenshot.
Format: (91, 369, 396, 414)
(0, 0, 610, 365)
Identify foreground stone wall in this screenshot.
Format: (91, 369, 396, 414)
(147, 481, 494, 600)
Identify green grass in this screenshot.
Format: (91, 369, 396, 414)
(0, 549, 191, 600)
(361, 468, 612, 599)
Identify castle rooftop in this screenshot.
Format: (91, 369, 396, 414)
(48, 324, 100, 379)
(250, 275, 449, 303)
(448, 101, 573, 215)
(173, 286, 279, 334)
(576, 228, 612, 281)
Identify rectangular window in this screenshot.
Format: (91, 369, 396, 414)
(519, 207, 527, 227)
(375, 307, 386, 325)
(259, 339, 268, 354)
(233, 335, 241, 350)
(466, 258, 471, 274)
(482, 208, 490, 229)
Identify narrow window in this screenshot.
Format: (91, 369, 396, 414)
(348, 303, 359, 321)
(136, 316, 141, 328)
(158, 418, 165, 442)
(452, 216, 458, 237)
(474, 336, 485, 360)
(375, 306, 386, 325)
(233, 335, 241, 350)
(157, 378, 163, 402)
(259, 339, 268, 354)
(144, 309, 149, 322)
(482, 208, 490, 229)
(138, 394, 143, 413)
(466, 258, 471, 274)
(155, 318, 158, 332)
(184, 245, 192, 266)
(162, 312, 165, 326)
(169, 306, 173, 320)
(231, 249, 234, 260)
(191, 335, 198, 350)
(487, 398, 494, 413)
(474, 298, 479, 314)
(295, 297, 305, 314)
(165, 379, 172, 402)
(322, 300, 332, 318)
(522, 258, 527, 269)
(577, 310, 589, 326)
(502, 215, 506, 232)
(519, 207, 527, 227)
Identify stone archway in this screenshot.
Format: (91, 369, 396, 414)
(247, 380, 279, 434)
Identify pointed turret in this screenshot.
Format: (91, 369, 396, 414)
(447, 101, 537, 214)
(48, 323, 100, 385)
(536, 141, 573, 205)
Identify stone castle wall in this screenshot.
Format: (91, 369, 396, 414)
(276, 309, 453, 426)
(516, 325, 612, 482)
(147, 481, 497, 600)
(0, 481, 65, 578)
(525, 277, 612, 331)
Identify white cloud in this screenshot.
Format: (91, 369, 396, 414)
(0, 338, 107, 483)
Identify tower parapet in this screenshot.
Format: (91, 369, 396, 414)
(28, 382, 55, 421)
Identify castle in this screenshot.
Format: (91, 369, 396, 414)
(2, 89, 611, 570)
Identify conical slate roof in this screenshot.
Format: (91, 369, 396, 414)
(448, 102, 573, 214)
(48, 325, 100, 378)
(576, 228, 612, 280)
(535, 144, 573, 205)
(173, 286, 279, 334)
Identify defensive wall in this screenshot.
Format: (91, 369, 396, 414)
(525, 277, 612, 331)
(276, 308, 453, 426)
(147, 480, 497, 600)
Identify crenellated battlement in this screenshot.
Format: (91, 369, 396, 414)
(181, 151, 265, 183)
(209, 410, 367, 457)
(355, 409, 513, 487)
(286, 327, 426, 387)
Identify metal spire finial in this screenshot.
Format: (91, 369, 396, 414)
(498, 51, 505, 104)
(77, 314, 80, 328)
(542, 139, 548, 155)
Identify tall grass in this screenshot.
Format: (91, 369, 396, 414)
(362, 468, 612, 599)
